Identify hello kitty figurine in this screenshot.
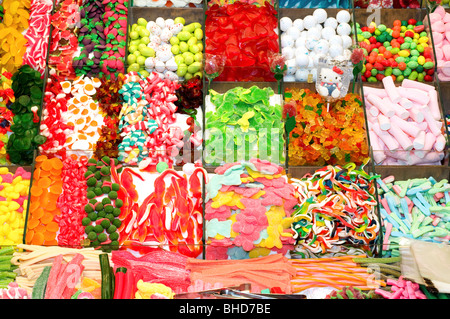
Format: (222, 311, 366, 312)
(316, 57, 351, 103)
(317, 66, 343, 99)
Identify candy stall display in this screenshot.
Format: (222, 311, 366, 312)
(280, 8, 355, 82)
(2, 0, 450, 301)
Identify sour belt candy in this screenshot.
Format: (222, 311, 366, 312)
(205, 158, 297, 260)
(289, 164, 380, 258)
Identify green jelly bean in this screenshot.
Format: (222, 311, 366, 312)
(407, 61, 418, 69)
(362, 31, 371, 39)
(395, 56, 405, 63)
(357, 34, 365, 42)
(420, 31, 428, 37)
(410, 55, 418, 62)
(371, 69, 378, 76)
(403, 68, 412, 76)
(423, 61, 434, 69)
(416, 65, 424, 73)
(378, 24, 387, 32)
(417, 72, 425, 82)
(396, 75, 405, 82)
(408, 71, 418, 80)
(400, 42, 411, 50)
(392, 68, 403, 76)
(416, 44, 424, 52)
(410, 42, 417, 50)
(390, 47, 400, 55)
(368, 76, 378, 82)
(410, 49, 420, 57)
(385, 67, 393, 76)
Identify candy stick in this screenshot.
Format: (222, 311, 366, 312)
(390, 115, 421, 138)
(388, 125, 414, 151)
(367, 94, 395, 117)
(402, 79, 436, 92)
(378, 114, 391, 131)
(408, 105, 425, 123)
(397, 87, 430, 105)
(399, 97, 413, 110)
(428, 89, 442, 121)
(382, 76, 401, 103)
(364, 86, 388, 98)
(371, 122, 400, 151)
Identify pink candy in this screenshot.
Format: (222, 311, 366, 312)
(375, 276, 427, 299)
(0, 282, 30, 299)
(23, 0, 53, 77)
(429, 6, 450, 80)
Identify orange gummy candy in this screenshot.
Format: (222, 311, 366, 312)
(31, 232, 45, 245)
(37, 176, 52, 189)
(46, 221, 59, 233)
(40, 212, 54, 225)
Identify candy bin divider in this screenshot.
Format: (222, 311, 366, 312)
(20, 150, 38, 246)
(435, 9, 450, 114)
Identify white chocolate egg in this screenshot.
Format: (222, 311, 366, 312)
(300, 30, 308, 38)
(313, 9, 327, 24)
(169, 23, 183, 35)
(164, 70, 178, 81)
(165, 58, 178, 71)
(293, 19, 304, 31)
(146, 21, 157, 32)
(329, 34, 343, 46)
(284, 74, 296, 82)
(329, 44, 343, 58)
(336, 10, 351, 24)
(303, 15, 317, 30)
(314, 39, 329, 55)
(295, 46, 309, 56)
(295, 69, 309, 82)
(321, 26, 336, 40)
(305, 37, 318, 50)
(295, 53, 309, 68)
(295, 37, 307, 48)
(307, 27, 321, 40)
(165, 19, 175, 28)
(286, 26, 301, 39)
(337, 23, 351, 36)
(282, 46, 295, 60)
(281, 34, 295, 48)
(324, 17, 338, 29)
(286, 59, 297, 75)
(280, 17, 293, 32)
(341, 34, 353, 49)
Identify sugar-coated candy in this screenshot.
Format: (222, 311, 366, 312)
(286, 88, 369, 166)
(205, 86, 285, 165)
(377, 176, 450, 258)
(289, 164, 379, 258)
(205, 158, 297, 260)
(430, 6, 450, 81)
(0, 167, 30, 245)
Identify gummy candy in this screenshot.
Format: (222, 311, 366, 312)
(289, 164, 379, 258)
(205, 2, 279, 81)
(204, 86, 285, 165)
(205, 158, 297, 260)
(0, 0, 30, 74)
(285, 88, 369, 166)
(23, 0, 53, 77)
(26, 156, 62, 246)
(7, 65, 46, 165)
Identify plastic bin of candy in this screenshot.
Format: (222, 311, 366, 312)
(284, 81, 371, 168)
(203, 81, 286, 168)
(0, 165, 34, 247)
(373, 165, 450, 258)
(354, 6, 436, 84)
(279, 8, 356, 83)
(204, 1, 280, 82)
(126, 5, 204, 81)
